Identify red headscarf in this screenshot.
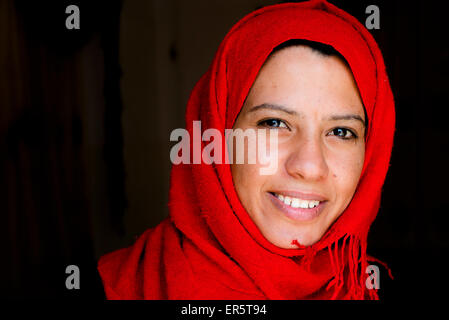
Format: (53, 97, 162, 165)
(98, 0, 395, 300)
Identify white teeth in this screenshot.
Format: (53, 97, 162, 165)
(309, 200, 320, 208)
(299, 200, 308, 209)
(274, 193, 321, 209)
(291, 198, 300, 208)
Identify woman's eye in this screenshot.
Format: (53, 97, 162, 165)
(258, 118, 288, 129)
(328, 128, 357, 140)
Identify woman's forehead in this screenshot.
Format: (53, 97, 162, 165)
(243, 46, 365, 117)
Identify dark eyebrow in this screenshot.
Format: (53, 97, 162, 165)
(248, 103, 298, 115)
(327, 114, 366, 127)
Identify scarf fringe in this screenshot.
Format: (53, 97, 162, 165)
(367, 255, 394, 280)
(293, 234, 383, 300)
(324, 234, 382, 300)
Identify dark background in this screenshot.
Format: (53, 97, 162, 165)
(1, 0, 448, 300)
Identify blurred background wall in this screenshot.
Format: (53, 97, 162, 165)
(1, 0, 448, 299)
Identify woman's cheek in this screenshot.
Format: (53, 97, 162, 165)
(328, 146, 365, 194)
(232, 162, 261, 193)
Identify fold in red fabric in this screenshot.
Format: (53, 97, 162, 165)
(98, 0, 395, 299)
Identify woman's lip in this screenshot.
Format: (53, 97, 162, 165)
(267, 192, 327, 222)
(269, 190, 327, 201)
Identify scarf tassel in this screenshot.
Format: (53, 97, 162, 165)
(325, 234, 382, 300)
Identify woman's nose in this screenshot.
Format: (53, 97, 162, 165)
(284, 136, 329, 181)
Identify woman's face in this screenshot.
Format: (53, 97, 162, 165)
(230, 46, 366, 248)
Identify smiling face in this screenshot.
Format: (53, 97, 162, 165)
(230, 45, 366, 248)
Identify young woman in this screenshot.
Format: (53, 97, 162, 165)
(98, 0, 395, 300)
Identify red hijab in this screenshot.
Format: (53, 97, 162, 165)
(98, 0, 395, 300)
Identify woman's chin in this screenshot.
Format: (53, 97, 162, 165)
(259, 211, 328, 248)
(258, 221, 323, 249)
